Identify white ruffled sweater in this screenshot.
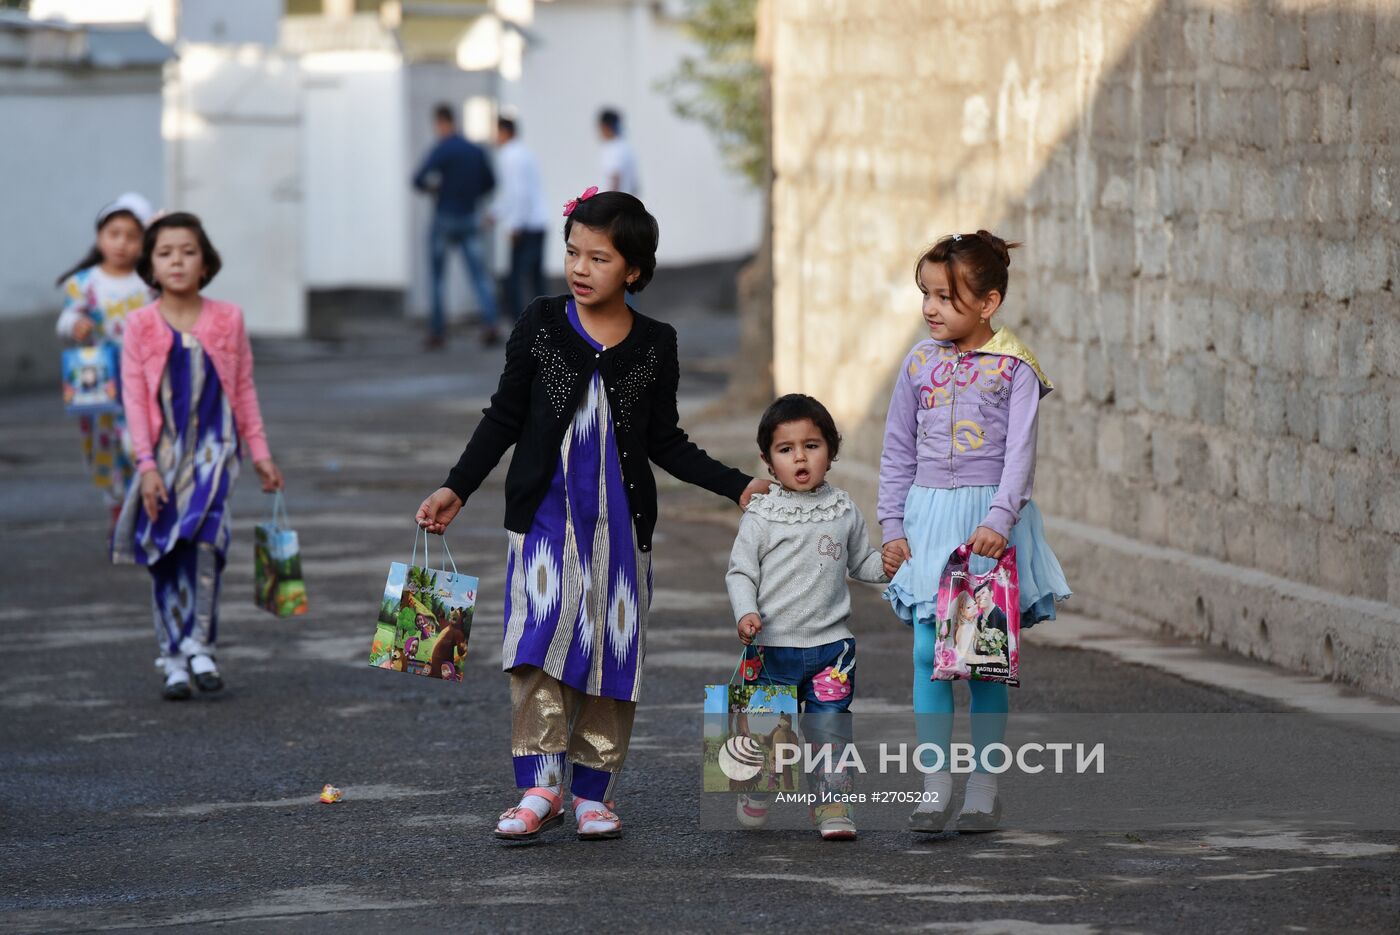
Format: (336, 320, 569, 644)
(725, 483, 888, 648)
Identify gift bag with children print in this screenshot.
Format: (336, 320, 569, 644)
(702, 650, 799, 792)
(368, 529, 477, 681)
(61, 344, 121, 415)
(931, 544, 1020, 686)
(253, 491, 309, 617)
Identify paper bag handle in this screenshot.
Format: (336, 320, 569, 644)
(268, 489, 291, 528)
(411, 524, 459, 575)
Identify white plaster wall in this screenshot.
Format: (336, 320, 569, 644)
(301, 50, 410, 290)
(176, 0, 281, 46)
(30, 0, 277, 45)
(498, 1, 762, 278)
(166, 44, 305, 336)
(0, 72, 164, 323)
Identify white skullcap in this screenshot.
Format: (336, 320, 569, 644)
(97, 192, 154, 227)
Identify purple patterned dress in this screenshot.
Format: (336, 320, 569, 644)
(111, 325, 238, 667)
(501, 301, 654, 703)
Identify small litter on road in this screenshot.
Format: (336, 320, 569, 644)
(319, 784, 343, 804)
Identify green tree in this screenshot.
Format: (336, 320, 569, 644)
(662, 0, 773, 405)
(659, 0, 767, 188)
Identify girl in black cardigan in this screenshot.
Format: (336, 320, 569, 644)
(417, 190, 768, 841)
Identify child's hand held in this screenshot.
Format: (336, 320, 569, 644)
(72, 317, 94, 343)
(737, 613, 762, 645)
(967, 526, 1007, 559)
(882, 538, 912, 577)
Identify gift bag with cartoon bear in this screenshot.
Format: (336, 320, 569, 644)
(368, 530, 477, 681)
(702, 651, 799, 793)
(254, 491, 309, 617)
(931, 544, 1020, 686)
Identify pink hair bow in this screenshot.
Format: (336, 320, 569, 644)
(562, 185, 600, 217)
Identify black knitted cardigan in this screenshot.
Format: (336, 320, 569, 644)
(443, 294, 751, 551)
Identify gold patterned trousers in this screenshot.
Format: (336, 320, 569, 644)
(510, 665, 636, 801)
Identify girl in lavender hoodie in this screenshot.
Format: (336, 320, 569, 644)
(879, 231, 1070, 833)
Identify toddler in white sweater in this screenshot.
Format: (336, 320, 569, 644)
(726, 394, 888, 841)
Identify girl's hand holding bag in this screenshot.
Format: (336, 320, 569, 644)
(931, 544, 1020, 686)
(367, 527, 478, 682)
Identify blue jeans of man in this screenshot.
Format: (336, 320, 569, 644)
(429, 210, 497, 337)
(503, 229, 546, 323)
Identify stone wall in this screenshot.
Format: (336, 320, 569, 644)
(770, 0, 1400, 696)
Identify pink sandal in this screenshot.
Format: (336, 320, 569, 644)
(494, 787, 565, 841)
(575, 799, 622, 841)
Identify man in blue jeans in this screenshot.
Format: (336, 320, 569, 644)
(413, 103, 498, 348)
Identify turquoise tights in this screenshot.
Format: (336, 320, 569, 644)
(912, 620, 1008, 771)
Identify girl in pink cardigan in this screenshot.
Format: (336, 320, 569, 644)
(112, 213, 283, 701)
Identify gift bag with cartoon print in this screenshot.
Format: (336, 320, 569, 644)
(61, 345, 121, 415)
(931, 544, 1020, 686)
(702, 651, 799, 793)
(253, 491, 308, 617)
(368, 530, 477, 682)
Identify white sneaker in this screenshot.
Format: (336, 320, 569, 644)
(736, 794, 770, 829)
(819, 814, 857, 841)
(188, 653, 223, 693)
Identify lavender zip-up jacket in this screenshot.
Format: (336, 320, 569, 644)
(878, 326, 1053, 545)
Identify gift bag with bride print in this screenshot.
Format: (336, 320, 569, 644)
(368, 529, 477, 682)
(931, 544, 1020, 686)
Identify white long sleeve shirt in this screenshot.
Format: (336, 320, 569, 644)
(598, 137, 640, 195)
(494, 139, 551, 233)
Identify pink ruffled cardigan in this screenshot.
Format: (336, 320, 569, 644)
(121, 299, 271, 473)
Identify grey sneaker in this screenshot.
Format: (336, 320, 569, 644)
(908, 803, 952, 834)
(956, 795, 1003, 832)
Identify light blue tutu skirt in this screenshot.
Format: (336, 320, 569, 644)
(884, 485, 1071, 628)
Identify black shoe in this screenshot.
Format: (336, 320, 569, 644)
(162, 673, 193, 701)
(189, 655, 224, 693)
(424, 334, 447, 351)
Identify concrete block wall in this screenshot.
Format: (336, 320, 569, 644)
(770, 0, 1400, 697)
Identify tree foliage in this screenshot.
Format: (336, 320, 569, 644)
(659, 0, 768, 188)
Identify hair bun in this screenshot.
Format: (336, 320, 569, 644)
(974, 229, 1019, 267)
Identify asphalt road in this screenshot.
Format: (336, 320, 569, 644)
(1, 305, 1397, 934)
